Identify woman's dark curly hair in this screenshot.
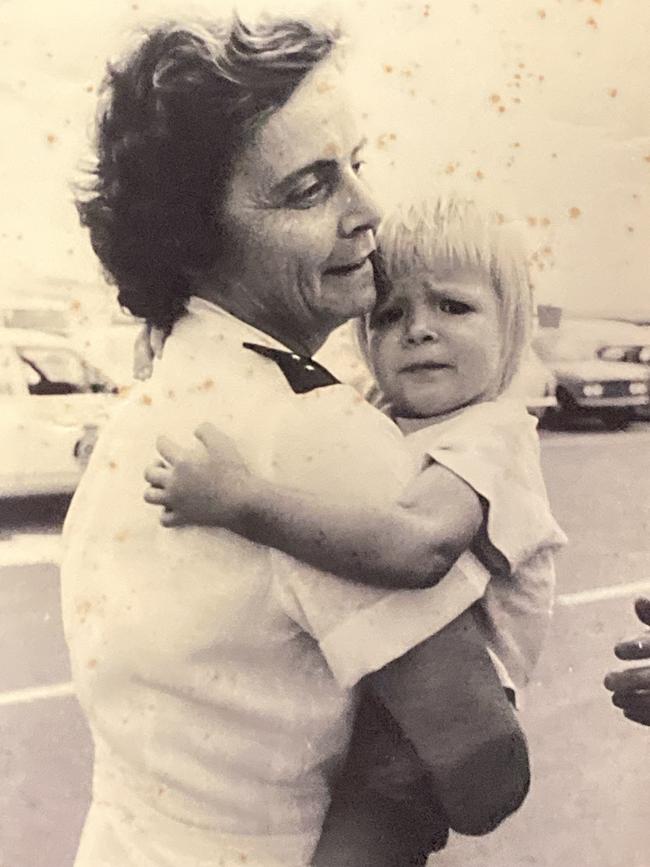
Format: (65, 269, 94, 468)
(76, 16, 339, 330)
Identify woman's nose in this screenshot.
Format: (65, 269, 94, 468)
(340, 174, 382, 238)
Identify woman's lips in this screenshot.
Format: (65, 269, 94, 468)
(324, 256, 371, 276)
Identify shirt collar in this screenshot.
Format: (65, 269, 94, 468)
(184, 296, 295, 354)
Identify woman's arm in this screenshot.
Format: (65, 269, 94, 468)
(144, 423, 483, 590)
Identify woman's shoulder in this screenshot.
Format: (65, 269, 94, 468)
(269, 383, 413, 503)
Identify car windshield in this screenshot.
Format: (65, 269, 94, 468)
(17, 346, 115, 395)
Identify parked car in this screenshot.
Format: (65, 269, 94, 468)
(533, 322, 650, 429)
(0, 328, 117, 497)
(598, 343, 650, 365)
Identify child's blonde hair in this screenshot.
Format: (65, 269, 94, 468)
(358, 194, 533, 397)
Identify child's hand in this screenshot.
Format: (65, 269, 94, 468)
(143, 423, 253, 529)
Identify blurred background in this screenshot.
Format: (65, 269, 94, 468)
(1, 1, 649, 865)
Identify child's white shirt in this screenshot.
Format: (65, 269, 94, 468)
(396, 397, 568, 694)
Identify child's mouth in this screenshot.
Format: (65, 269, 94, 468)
(401, 361, 451, 374)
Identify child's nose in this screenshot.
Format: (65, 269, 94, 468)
(405, 318, 440, 346)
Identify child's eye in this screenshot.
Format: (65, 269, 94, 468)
(440, 298, 473, 315)
(352, 159, 366, 175)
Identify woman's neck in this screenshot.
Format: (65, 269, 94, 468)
(191, 284, 333, 358)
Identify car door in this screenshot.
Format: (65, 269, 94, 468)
(0, 344, 49, 497)
(9, 345, 97, 496)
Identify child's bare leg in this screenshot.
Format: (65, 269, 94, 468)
(312, 691, 448, 867)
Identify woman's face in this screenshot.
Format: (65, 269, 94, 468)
(213, 58, 381, 352)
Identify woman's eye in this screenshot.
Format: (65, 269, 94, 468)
(440, 298, 472, 315)
(286, 178, 329, 208)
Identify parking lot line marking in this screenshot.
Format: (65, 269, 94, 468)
(0, 533, 62, 568)
(541, 429, 650, 449)
(0, 680, 74, 707)
(557, 579, 650, 607)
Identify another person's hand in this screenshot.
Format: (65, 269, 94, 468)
(604, 597, 650, 727)
(133, 323, 166, 381)
(143, 423, 254, 528)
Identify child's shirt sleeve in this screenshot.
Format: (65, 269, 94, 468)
(267, 384, 491, 690)
(478, 547, 557, 691)
(400, 398, 568, 690)
(402, 398, 567, 575)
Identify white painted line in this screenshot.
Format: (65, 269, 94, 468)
(541, 429, 650, 449)
(0, 681, 75, 707)
(0, 584, 648, 709)
(557, 579, 650, 607)
(0, 533, 62, 568)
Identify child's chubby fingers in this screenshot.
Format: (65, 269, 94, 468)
(194, 423, 237, 456)
(156, 434, 185, 466)
(160, 509, 184, 528)
(144, 462, 171, 489)
(144, 486, 169, 506)
(194, 423, 249, 481)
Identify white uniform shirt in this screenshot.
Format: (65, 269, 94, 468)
(61, 298, 490, 867)
(399, 398, 568, 692)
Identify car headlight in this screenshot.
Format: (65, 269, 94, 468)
(600, 346, 626, 361)
(639, 346, 650, 364)
(582, 383, 604, 397)
(629, 381, 648, 396)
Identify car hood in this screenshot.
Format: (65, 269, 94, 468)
(551, 359, 650, 382)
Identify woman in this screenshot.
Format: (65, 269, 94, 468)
(63, 15, 528, 866)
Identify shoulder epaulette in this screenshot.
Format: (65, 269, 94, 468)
(243, 342, 340, 394)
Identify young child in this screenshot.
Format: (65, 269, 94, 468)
(144, 194, 567, 698)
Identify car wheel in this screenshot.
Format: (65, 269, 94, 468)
(555, 386, 577, 411)
(74, 425, 99, 467)
(600, 410, 633, 431)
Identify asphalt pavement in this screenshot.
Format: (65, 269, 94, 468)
(1, 424, 649, 867)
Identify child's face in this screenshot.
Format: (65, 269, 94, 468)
(367, 264, 502, 417)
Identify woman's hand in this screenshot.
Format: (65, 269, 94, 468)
(143, 423, 254, 529)
(604, 597, 650, 727)
(133, 323, 167, 381)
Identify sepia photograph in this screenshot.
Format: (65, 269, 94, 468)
(1, 1, 649, 865)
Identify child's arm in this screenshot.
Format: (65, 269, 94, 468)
(144, 422, 483, 590)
